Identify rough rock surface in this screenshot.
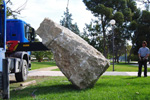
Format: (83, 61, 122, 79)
(36, 18, 110, 89)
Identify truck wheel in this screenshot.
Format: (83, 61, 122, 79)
(15, 60, 28, 82)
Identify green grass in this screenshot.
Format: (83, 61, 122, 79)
(51, 68, 60, 71)
(107, 63, 150, 72)
(10, 76, 52, 91)
(10, 76, 150, 100)
(31, 62, 56, 70)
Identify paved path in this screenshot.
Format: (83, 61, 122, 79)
(26, 66, 150, 77)
(28, 70, 150, 77)
(29, 70, 64, 76)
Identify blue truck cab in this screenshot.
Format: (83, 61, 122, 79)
(6, 19, 35, 56)
(6, 19, 35, 43)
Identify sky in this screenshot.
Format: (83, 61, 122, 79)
(9, 0, 145, 31)
(9, 0, 95, 32)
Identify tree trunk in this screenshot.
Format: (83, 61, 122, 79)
(117, 56, 119, 63)
(128, 46, 133, 63)
(115, 53, 117, 63)
(38, 58, 43, 62)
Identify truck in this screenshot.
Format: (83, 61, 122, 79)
(0, 0, 48, 99)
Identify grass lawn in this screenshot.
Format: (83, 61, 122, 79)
(10, 76, 150, 100)
(107, 63, 150, 72)
(51, 68, 60, 71)
(31, 62, 56, 70)
(51, 63, 150, 72)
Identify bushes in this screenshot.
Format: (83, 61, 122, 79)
(129, 54, 138, 61)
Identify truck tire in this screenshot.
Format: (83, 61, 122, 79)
(15, 60, 28, 82)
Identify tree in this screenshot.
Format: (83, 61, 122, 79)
(45, 51, 53, 61)
(83, 0, 137, 60)
(82, 1, 113, 57)
(32, 51, 46, 62)
(129, 10, 150, 57)
(32, 50, 53, 62)
(82, 20, 104, 52)
(60, 6, 80, 35)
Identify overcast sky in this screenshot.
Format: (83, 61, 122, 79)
(10, 0, 95, 32)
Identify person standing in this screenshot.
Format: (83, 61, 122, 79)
(138, 41, 150, 77)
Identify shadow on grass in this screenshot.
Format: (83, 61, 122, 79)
(10, 84, 87, 99)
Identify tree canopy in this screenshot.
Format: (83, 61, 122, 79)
(129, 10, 150, 55)
(83, 0, 137, 61)
(60, 7, 80, 35)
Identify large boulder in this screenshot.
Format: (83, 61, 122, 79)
(36, 18, 110, 89)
